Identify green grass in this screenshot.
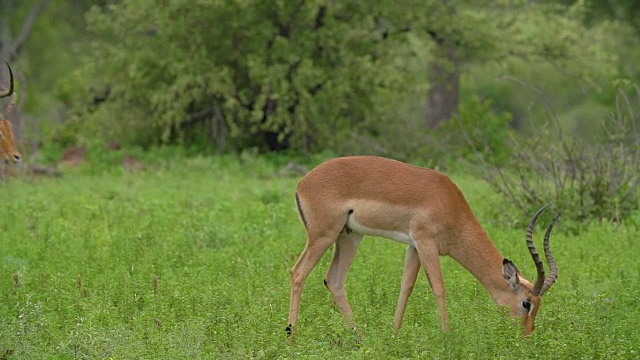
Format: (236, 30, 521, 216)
(0, 156, 638, 359)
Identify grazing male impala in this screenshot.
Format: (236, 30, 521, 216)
(287, 156, 559, 340)
(0, 62, 21, 163)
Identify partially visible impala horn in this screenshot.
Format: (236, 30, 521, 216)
(0, 62, 14, 98)
(540, 213, 560, 295)
(525, 204, 560, 296)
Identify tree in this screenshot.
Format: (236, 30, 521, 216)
(59, 0, 618, 154)
(0, 0, 50, 61)
(61, 0, 403, 153)
(407, 1, 617, 128)
(0, 0, 50, 141)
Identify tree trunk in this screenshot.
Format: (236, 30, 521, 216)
(211, 100, 228, 153)
(426, 38, 460, 129)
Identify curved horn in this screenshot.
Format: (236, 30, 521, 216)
(540, 212, 560, 295)
(0, 62, 14, 98)
(526, 204, 550, 296)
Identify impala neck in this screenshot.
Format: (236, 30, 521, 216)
(449, 218, 514, 307)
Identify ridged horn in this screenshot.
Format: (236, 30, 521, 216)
(540, 213, 560, 295)
(526, 204, 551, 296)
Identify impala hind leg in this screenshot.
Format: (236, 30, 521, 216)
(287, 234, 336, 339)
(415, 242, 450, 332)
(394, 245, 421, 334)
(324, 232, 363, 327)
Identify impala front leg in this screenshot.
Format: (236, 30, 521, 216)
(394, 245, 420, 334)
(415, 240, 450, 332)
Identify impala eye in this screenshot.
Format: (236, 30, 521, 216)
(522, 301, 531, 310)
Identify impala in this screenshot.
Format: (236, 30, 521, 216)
(0, 62, 21, 163)
(287, 156, 559, 340)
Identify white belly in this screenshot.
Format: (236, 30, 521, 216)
(346, 215, 414, 246)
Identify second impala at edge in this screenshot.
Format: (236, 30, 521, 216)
(286, 156, 559, 341)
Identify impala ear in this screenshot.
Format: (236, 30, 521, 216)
(502, 259, 521, 288)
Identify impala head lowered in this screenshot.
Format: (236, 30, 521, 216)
(0, 62, 21, 163)
(286, 156, 561, 342)
(502, 204, 560, 335)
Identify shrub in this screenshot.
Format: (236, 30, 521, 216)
(480, 87, 640, 226)
(432, 96, 514, 167)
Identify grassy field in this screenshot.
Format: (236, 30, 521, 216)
(0, 155, 638, 359)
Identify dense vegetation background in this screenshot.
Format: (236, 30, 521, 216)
(2, 0, 640, 228)
(4, 0, 638, 154)
(2, 1, 640, 220)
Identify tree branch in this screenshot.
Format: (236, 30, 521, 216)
(9, 0, 51, 58)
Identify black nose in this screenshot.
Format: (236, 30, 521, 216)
(12, 154, 21, 163)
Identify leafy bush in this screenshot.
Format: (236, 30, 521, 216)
(431, 96, 514, 167)
(481, 87, 640, 226)
(57, 1, 413, 154)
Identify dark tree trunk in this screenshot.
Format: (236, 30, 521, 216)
(426, 40, 459, 129)
(211, 101, 228, 153)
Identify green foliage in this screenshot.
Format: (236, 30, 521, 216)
(41, 0, 622, 157)
(433, 96, 514, 167)
(480, 88, 640, 227)
(551, 0, 640, 34)
(0, 157, 639, 358)
(56, 0, 409, 153)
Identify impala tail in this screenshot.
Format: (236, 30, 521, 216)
(295, 192, 308, 229)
